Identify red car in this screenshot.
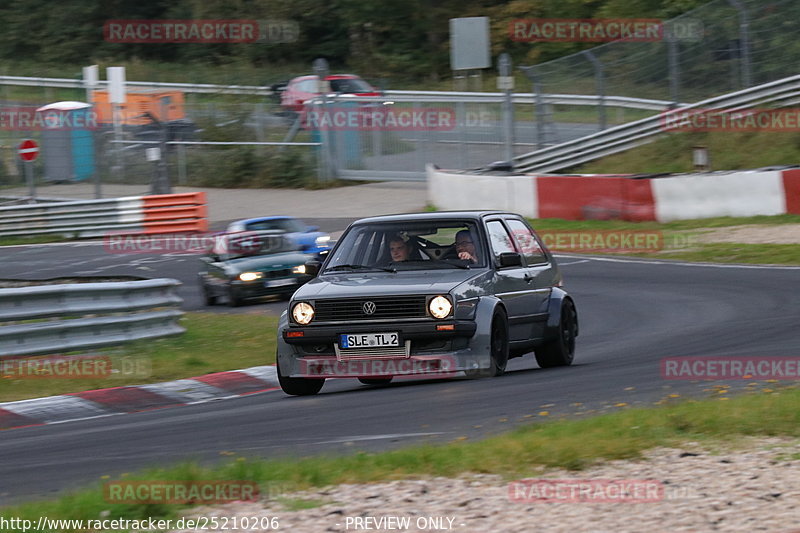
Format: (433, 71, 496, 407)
(279, 74, 381, 112)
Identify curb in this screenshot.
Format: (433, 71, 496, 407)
(0, 365, 280, 431)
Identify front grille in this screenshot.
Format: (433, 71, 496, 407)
(263, 269, 291, 279)
(314, 296, 428, 322)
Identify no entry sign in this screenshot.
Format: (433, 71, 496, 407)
(18, 139, 39, 162)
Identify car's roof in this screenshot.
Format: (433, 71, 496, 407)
(352, 211, 513, 225)
(236, 215, 296, 224)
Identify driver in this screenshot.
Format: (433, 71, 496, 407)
(454, 229, 479, 263)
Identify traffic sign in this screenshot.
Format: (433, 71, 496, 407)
(18, 139, 39, 162)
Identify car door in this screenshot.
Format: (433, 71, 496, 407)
(485, 218, 538, 343)
(505, 216, 554, 341)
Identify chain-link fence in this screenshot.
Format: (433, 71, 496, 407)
(519, 0, 800, 144)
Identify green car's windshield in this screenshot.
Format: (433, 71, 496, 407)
(323, 220, 485, 273)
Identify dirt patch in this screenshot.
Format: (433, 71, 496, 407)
(691, 224, 800, 245)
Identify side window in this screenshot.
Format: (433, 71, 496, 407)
(506, 219, 547, 265)
(486, 221, 517, 263)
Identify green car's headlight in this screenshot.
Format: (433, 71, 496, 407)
(292, 302, 315, 324)
(292, 265, 306, 274)
(239, 272, 263, 281)
(429, 296, 452, 319)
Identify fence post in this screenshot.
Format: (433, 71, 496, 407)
(582, 50, 606, 131)
(728, 0, 753, 88)
(498, 53, 515, 163)
(667, 28, 680, 106)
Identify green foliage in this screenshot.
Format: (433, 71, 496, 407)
(183, 146, 315, 188)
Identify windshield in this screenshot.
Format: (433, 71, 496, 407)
(212, 231, 299, 260)
(323, 220, 485, 272)
(243, 218, 306, 233)
(329, 78, 374, 93)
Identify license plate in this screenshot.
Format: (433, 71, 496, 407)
(339, 332, 400, 349)
(265, 278, 295, 288)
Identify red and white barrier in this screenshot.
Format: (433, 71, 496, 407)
(0, 192, 208, 237)
(427, 165, 800, 222)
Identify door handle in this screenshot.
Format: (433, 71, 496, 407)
(524, 273, 534, 283)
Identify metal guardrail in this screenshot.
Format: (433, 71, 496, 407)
(513, 74, 800, 173)
(0, 192, 207, 238)
(0, 278, 184, 358)
(0, 75, 677, 111)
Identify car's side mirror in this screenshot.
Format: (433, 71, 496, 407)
(497, 252, 523, 268)
(304, 260, 322, 276)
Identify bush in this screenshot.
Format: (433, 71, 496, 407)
(182, 146, 315, 189)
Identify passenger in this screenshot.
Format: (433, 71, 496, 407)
(388, 234, 412, 262)
(454, 229, 479, 263)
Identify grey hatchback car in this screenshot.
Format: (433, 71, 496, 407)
(275, 211, 578, 395)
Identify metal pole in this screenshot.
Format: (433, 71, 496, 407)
(525, 67, 546, 149)
(582, 50, 606, 131)
(25, 161, 35, 201)
(728, 0, 753, 87)
(667, 30, 680, 106)
(498, 53, 515, 163)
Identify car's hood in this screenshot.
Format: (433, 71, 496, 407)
(224, 252, 308, 273)
(294, 269, 485, 299)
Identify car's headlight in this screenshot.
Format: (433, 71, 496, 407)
(292, 264, 306, 274)
(315, 236, 331, 248)
(292, 302, 315, 324)
(429, 296, 452, 319)
(239, 272, 263, 281)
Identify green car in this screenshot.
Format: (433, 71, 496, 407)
(199, 231, 313, 307)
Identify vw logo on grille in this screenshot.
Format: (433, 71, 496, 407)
(362, 301, 377, 315)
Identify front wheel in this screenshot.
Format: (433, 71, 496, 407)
(535, 299, 577, 368)
(466, 308, 509, 378)
(277, 357, 325, 396)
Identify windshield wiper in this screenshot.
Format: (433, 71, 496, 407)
(325, 264, 396, 273)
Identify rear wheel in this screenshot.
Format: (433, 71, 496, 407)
(358, 377, 393, 385)
(535, 299, 577, 368)
(277, 357, 325, 396)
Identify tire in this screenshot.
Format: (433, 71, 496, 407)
(535, 299, 577, 368)
(466, 308, 509, 378)
(358, 377, 393, 385)
(202, 282, 218, 306)
(277, 357, 325, 396)
(228, 287, 243, 308)
(488, 309, 509, 377)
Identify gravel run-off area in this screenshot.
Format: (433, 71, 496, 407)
(172, 437, 800, 533)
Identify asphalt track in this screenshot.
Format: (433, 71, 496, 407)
(1, 236, 800, 505)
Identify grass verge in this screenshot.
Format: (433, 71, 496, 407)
(0, 313, 278, 402)
(1, 387, 797, 530)
(528, 215, 800, 265)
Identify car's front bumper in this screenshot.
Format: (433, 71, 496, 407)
(278, 319, 492, 378)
